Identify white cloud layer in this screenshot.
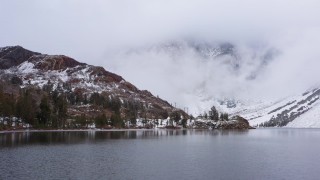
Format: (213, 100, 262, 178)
(1, 0, 320, 113)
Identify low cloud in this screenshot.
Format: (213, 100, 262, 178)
(1, 0, 320, 113)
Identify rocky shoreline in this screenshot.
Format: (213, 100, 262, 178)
(188, 116, 255, 130)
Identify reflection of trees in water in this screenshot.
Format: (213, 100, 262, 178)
(0, 129, 249, 147)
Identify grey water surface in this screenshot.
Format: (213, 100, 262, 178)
(1, 129, 320, 180)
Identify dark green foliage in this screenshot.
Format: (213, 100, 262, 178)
(56, 94, 68, 128)
(38, 95, 51, 126)
(203, 112, 208, 119)
(181, 118, 187, 128)
(160, 111, 169, 119)
(16, 90, 37, 125)
(110, 113, 123, 128)
(109, 97, 121, 113)
(89, 92, 106, 106)
(209, 106, 219, 121)
(0, 86, 3, 116)
(74, 114, 87, 128)
(220, 113, 229, 121)
(130, 114, 137, 125)
(95, 114, 107, 128)
(1, 93, 15, 117)
(170, 111, 181, 122)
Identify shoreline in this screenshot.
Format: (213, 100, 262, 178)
(0, 128, 162, 134)
(0, 127, 257, 134)
(1, 128, 319, 134)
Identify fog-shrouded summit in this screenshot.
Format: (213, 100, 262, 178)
(102, 38, 320, 127)
(104, 39, 315, 112)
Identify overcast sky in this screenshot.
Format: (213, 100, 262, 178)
(1, 0, 320, 113)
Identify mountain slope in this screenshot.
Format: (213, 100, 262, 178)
(215, 88, 320, 127)
(0, 46, 188, 127)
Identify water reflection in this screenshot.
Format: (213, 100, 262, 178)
(0, 129, 249, 147)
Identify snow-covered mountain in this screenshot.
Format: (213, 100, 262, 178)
(0, 46, 187, 120)
(123, 40, 319, 128)
(224, 88, 320, 127)
(115, 40, 280, 113)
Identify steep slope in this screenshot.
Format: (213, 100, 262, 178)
(0, 46, 188, 123)
(286, 101, 320, 127)
(218, 88, 320, 127)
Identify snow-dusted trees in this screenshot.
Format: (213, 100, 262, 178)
(209, 106, 219, 121)
(220, 113, 229, 121)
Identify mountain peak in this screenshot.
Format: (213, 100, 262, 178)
(0, 45, 40, 69)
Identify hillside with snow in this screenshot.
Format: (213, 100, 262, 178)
(209, 88, 320, 128)
(0, 46, 188, 124)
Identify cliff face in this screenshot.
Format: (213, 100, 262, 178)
(0, 46, 188, 123)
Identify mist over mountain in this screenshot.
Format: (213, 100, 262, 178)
(104, 38, 319, 115)
(1, 0, 320, 117)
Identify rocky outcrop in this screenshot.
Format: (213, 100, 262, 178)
(189, 116, 253, 130)
(214, 116, 253, 129)
(30, 55, 85, 70)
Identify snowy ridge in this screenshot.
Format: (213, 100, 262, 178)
(286, 101, 320, 127)
(194, 87, 320, 128)
(215, 88, 320, 127)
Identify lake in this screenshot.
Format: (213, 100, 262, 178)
(1, 129, 320, 180)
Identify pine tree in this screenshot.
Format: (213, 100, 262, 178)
(95, 114, 107, 128)
(219, 113, 229, 121)
(111, 113, 123, 128)
(170, 111, 181, 125)
(16, 90, 36, 126)
(225, 113, 229, 121)
(204, 112, 208, 119)
(209, 106, 219, 121)
(38, 95, 51, 126)
(0, 86, 4, 117)
(57, 94, 68, 128)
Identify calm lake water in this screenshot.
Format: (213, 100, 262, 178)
(1, 129, 320, 180)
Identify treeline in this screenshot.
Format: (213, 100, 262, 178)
(0, 82, 123, 129)
(0, 86, 68, 129)
(199, 106, 230, 121)
(0, 72, 192, 130)
(0, 81, 184, 130)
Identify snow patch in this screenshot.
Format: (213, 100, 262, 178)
(17, 61, 37, 74)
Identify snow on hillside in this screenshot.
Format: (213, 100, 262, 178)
(286, 101, 320, 128)
(5, 61, 118, 93)
(221, 89, 320, 127)
(193, 87, 320, 128)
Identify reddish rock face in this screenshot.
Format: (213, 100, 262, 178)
(32, 55, 85, 71)
(89, 66, 123, 83)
